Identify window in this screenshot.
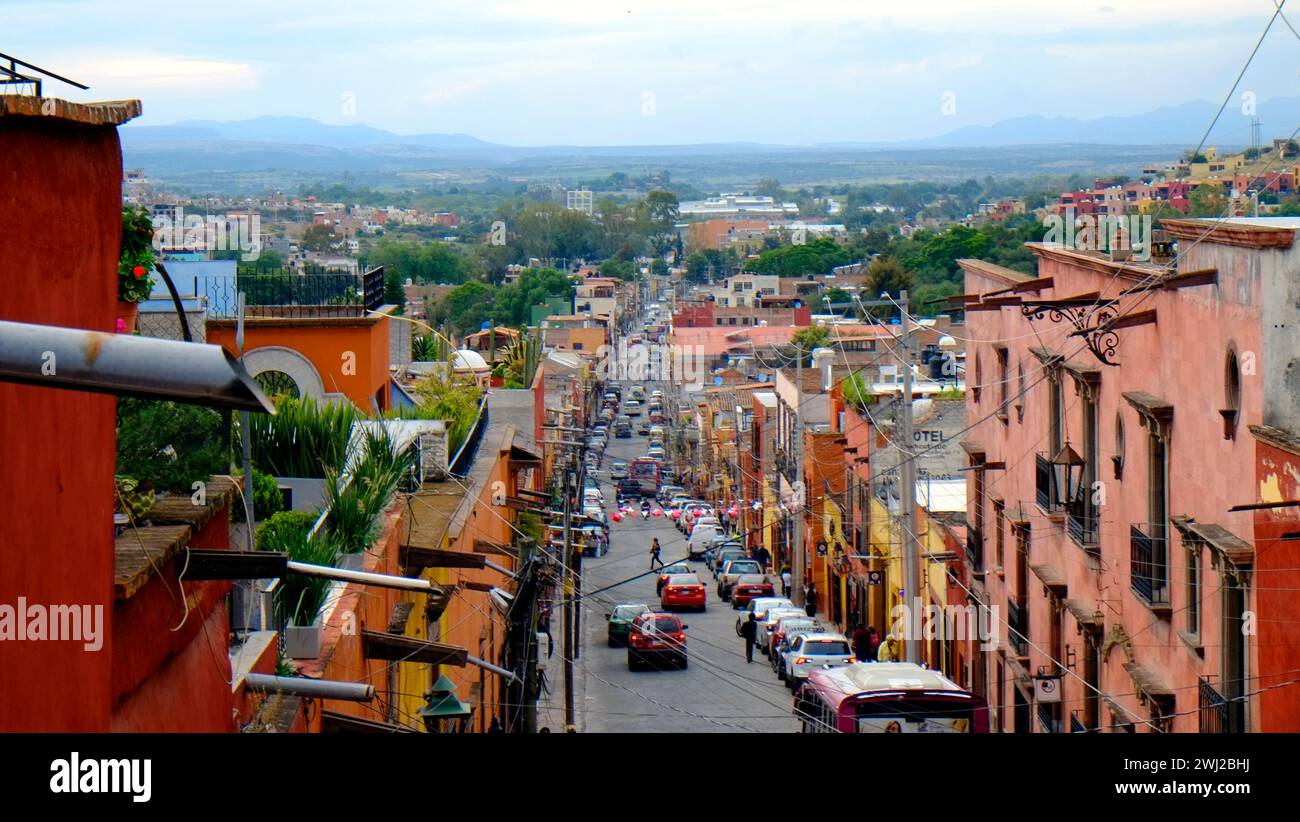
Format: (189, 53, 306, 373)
(1222, 346, 1241, 439)
(973, 352, 982, 403)
(1187, 542, 1201, 638)
(993, 499, 1005, 569)
(995, 345, 1009, 422)
(1113, 411, 1125, 480)
(1015, 361, 1026, 422)
(1148, 426, 1169, 599)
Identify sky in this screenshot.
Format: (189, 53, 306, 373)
(8, 0, 1300, 145)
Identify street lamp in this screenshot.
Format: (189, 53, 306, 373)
(1050, 442, 1086, 507)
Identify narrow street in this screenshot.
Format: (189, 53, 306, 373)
(568, 383, 798, 733)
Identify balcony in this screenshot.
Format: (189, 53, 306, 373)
(200, 268, 386, 319)
(966, 526, 983, 572)
(1066, 498, 1098, 548)
(1035, 453, 1058, 512)
(1130, 525, 1169, 608)
(1198, 677, 1242, 733)
(1007, 599, 1029, 657)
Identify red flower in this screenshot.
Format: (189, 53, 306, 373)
(132, 265, 146, 279)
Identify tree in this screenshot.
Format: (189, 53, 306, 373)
(650, 258, 670, 277)
(300, 224, 340, 252)
(790, 325, 832, 364)
(866, 257, 912, 318)
(383, 268, 406, 315)
(1188, 183, 1227, 218)
(684, 251, 712, 283)
(636, 190, 680, 256)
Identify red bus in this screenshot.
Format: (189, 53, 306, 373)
(630, 458, 661, 496)
(794, 662, 990, 733)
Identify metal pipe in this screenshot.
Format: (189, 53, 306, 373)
(244, 673, 374, 702)
(484, 560, 516, 578)
(284, 560, 442, 593)
(0, 319, 273, 412)
(466, 654, 518, 684)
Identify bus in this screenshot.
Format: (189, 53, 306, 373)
(629, 458, 662, 496)
(794, 662, 990, 733)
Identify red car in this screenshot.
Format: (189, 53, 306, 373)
(656, 562, 694, 595)
(731, 574, 775, 608)
(660, 573, 707, 611)
(627, 612, 688, 669)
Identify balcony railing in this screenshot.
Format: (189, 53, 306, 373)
(1037, 702, 1060, 733)
(966, 526, 983, 571)
(1130, 525, 1168, 605)
(200, 267, 386, 319)
(1007, 599, 1029, 657)
(1198, 677, 1229, 733)
(1035, 453, 1057, 512)
(1066, 498, 1097, 546)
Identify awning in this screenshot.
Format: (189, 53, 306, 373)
(1030, 563, 1068, 597)
(1064, 598, 1104, 630)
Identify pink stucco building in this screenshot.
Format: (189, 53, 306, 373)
(957, 216, 1300, 732)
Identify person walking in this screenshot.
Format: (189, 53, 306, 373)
(740, 612, 759, 663)
(877, 633, 900, 662)
(867, 626, 881, 661)
(805, 582, 818, 618)
(649, 537, 662, 570)
(852, 622, 873, 662)
(781, 567, 792, 598)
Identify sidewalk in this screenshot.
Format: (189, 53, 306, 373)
(534, 590, 585, 733)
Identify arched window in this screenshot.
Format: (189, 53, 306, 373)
(1222, 345, 1242, 439)
(1113, 411, 1125, 480)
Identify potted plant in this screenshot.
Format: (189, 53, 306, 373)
(262, 513, 339, 659)
(118, 204, 156, 333)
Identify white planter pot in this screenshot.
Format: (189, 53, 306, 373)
(284, 617, 322, 659)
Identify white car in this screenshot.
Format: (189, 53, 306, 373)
(735, 597, 795, 637)
(610, 460, 629, 480)
(758, 607, 808, 654)
(688, 523, 724, 558)
(625, 400, 642, 417)
(783, 632, 855, 689)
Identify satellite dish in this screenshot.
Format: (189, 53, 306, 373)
(714, 376, 723, 386)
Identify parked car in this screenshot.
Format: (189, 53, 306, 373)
(735, 597, 795, 637)
(770, 616, 823, 676)
(757, 607, 806, 653)
(661, 573, 707, 611)
(627, 613, 688, 670)
(717, 559, 762, 600)
(731, 574, 775, 608)
(688, 523, 724, 558)
(782, 633, 855, 689)
(712, 548, 747, 578)
(606, 603, 652, 646)
(656, 562, 693, 595)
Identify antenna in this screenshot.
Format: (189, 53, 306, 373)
(0, 52, 89, 97)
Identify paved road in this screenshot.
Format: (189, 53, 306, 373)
(572, 412, 799, 733)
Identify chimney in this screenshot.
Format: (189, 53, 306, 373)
(812, 347, 836, 391)
(419, 419, 450, 481)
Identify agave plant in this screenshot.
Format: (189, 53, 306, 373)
(264, 517, 339, 627)
(239, 396, 360, 478)
(411, 333, 438, 362)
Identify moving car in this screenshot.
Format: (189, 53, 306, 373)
(613, 420, 632, 438)
(606, 603, 652, 647)
(731, 574, 775, 608)
(610, 460, 629, 480)
(656, 562, 694, 595)
(625, 399, 642, 417)
(660, 573, 707, 611)
(627, 612, 688, 670)
(782, 632, 855, 689)
(656, 485, 685, 505)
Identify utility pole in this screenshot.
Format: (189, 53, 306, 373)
(561, 460, 575, 731)
(896, 289, 921, 665)
(792, 340, 804, 608)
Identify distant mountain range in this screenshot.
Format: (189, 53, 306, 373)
(123, 96, 1297, 157)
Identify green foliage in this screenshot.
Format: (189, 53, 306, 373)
(790, 325, 832, 361)
(232, 469, 286, 524)
(933, 388, 965, 400)
(119, 205, 156, 303)
(300, 223, 340, 252)
(241, 396, 360, 478)
(841, 373, 876, 407)
(366, 237, 471, 285)
(256, 509, 318, 552)
(743, 237, 850, 277)
(599, 257, 638, 281)
(1188, 183, 1228, 218)
(114, 476, 155, 520)
(411, 333, 438, 361)
(322, 430, 415, 554)
(384, 268, 407, 315)
(270, 527, 339, 626)
(389, 374, 484, 456)
(116, 398, 227, 494)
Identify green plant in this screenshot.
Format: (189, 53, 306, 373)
(256, 509, 319, 551)
(119, 204, 156, 303)
(240, 396, 359, 478)
(271, 530, 339, 627)
(411, 333, 437, 361)
(231, 469, 286, 524)
(388, 374, 484, 455)
(321, 471, 381, 554)
(933, 388, 965, 400)
(116, 398, 228, 494)
(841, 373, 876, 408)
(114, 476, 155, 520)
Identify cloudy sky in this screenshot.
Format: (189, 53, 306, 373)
(9, 0, 1300, 144)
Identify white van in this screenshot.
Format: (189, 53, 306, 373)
(687, 523, 723, 557)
